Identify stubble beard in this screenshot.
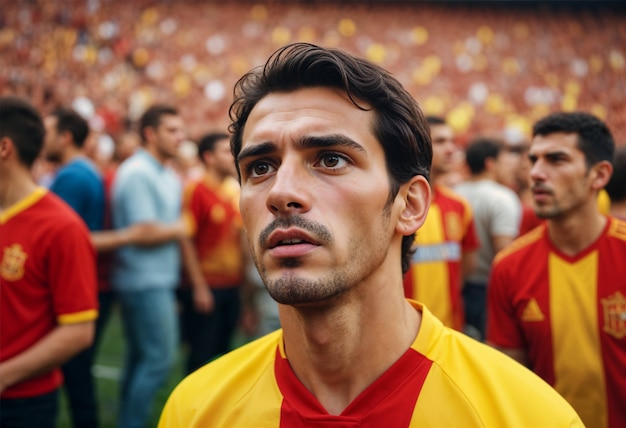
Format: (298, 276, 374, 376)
(254, 208, 392, 306)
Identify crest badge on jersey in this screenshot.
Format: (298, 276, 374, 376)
(1, 243, 28, 281)
(445, 212, 462, 242)
(601, 291, 626, 340)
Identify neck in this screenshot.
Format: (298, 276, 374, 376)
(546, 202, 607, 256)
(204, 167, 225, 185)
(0, 167, 38, 212)
(145, 145, 167, 165)
(465, 170, 492, 182)
(279, 265, 420, 415)
(61, 146, 84, 165)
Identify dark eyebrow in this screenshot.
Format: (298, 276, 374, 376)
(237, 134, 366, 165)
(299, 134, 366, 153)
(237, 141, 278, 165)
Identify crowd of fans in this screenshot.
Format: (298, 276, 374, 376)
(1, 0, 625, 148)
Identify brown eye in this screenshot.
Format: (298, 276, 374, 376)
(252, 162, 271, 176)
(318, 153, 348, 169)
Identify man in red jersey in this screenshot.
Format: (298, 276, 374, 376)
(488, 111, 626, 428)
(178, 131, 247, 374)
(0, 96, 98, 428)
(159, 43, 583, 427)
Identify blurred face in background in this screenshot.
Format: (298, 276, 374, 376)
(430, 123, 458, 177)
(43, 115, 63, 163)
(146, 114, 186, 162)
(494, 147, 524, 191)
(211, 137, 237, 179)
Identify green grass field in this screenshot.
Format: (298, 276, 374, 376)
(57, 305, 186, 428)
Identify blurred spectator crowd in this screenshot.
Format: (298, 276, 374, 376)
(1, 0, 625, 149)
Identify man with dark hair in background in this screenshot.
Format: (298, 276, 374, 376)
(0, 97, 98, 428)
(403, 115, 479, 333)
(44, 106, 106, 428)
(108, 104, 188, 428)
(178, 131, 247, 374)
(488, 111, 626, 427)
(455, 136, 521, 341)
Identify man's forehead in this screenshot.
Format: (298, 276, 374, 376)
(530, 132, 578, 151)
(242, 89, 374, 146)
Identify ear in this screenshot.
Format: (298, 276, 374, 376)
(589, 160, 613, 191)
(143, 127, 156, 145)
(0, 136, 14, 160)
(201, 150, 212, 166)
(484, 157, 496, 171)
(396, 175, 431, 236)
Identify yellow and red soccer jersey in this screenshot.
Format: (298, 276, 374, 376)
(488, 217, 626, 428)
(403, 185, 479, 330)
(0, 188, 98, 398)
(182, 176, 243, 288)
(159, 301, 582, 427)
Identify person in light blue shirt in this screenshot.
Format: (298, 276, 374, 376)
(44, 107, 105, 428)
(110, 105, 188, 428)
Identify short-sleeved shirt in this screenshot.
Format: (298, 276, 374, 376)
(403, 185, 479, 330)
(0, 188, 98, 398)
(49, 156, 105, 232)
(182, 176, 243, 288)
(455, 178, 521, 284)
(159, 301, 583, 427)
(488, 218, 626, 428)
(111, 149, 182, 291)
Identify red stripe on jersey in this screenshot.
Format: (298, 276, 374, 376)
(275, 346, 432, 426)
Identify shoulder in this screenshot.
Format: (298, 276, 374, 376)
(607, 216, 626, 243)
(435, 185, 474, 214)
(161, 331, 281, 424)
(26, 193, 90, 242)
(493, 224, 545, 266)
(417, 313, 581, 426)
(40, 192, 84, 224)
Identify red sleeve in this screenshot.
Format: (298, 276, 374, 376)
(462, 213, 480, 252)
(486, 259, 524, 349)
(49, 220, 98, 324)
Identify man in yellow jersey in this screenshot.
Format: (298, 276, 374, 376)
(403, 116, 479, 332)
(159, 43, 583, 427)
(488, 111, 626, 428)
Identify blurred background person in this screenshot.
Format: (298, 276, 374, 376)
(43, 106, 106, 428)
(455, 136, 522, 340)
(403, 116, 479, 331)
(108, 105, 188, 428)
(178, 131, 247, 374)
(0, 96, 98, 428)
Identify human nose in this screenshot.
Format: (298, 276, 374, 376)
(265, 158, 311, 215)
(529, 159, 546, 182)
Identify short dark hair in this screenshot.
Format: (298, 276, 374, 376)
(0, 96, 45, 168)
(465, 137, 504, 175)
(605, 146, 626, 202)
(228, 42, 432, 274)
(139, 105, 178, 143)
(197, 132, 230, 162)
(532, 112, 615, 168)
(49, 107, 90, 148)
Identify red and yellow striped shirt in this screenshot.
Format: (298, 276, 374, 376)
(488, 217, 626, 428)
